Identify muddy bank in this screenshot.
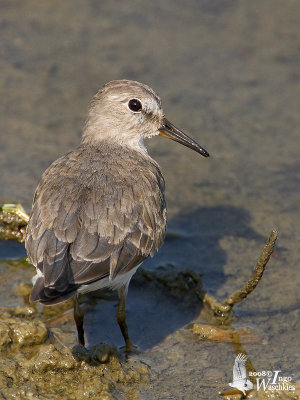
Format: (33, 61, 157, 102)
(0, 242, 298, 400)
(0, 261, 205, 400)
(0, 307, 150, 400)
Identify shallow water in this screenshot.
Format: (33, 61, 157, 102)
(0, 1, 299, 398)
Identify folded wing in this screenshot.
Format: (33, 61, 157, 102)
(25, 148, 166, 304)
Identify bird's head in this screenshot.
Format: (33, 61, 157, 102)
(83, 79, 209, 157)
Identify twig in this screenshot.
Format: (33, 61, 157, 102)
(204, 230, 278, 315)
(224, 229, 278, 307)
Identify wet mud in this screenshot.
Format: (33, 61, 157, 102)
(0, 257, 298, 399)
(0, 301, 150, 400)
(0, 263, 203, 400)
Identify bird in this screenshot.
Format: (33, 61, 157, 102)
(228, 353, 254, 395)
(25, 79, 209, 351)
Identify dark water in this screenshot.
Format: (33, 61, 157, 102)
(0, 1, 299, 398)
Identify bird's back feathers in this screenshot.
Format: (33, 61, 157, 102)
(26, 143, 166, 304)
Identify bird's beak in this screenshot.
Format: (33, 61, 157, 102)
(159, 117, 209, 157)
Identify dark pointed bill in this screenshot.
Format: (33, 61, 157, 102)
(159, 118, 209, 157)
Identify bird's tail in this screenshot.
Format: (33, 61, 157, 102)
(30, 276, 77, 305)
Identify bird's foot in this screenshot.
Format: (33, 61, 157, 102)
(120, 341, 139, 355)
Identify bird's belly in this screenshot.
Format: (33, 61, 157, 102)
(77, 264, 140, 294)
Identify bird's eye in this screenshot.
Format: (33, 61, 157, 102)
(128, 98, 142, 112)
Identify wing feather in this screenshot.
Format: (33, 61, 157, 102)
(25, 145, 166, 304)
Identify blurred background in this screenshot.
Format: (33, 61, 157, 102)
(0, 1, 299, 398)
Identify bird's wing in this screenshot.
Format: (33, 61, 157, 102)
(25, 148, 166, 303)
(232, 353, 248, 382)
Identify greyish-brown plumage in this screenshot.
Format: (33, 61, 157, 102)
(25, 80, 209, 350)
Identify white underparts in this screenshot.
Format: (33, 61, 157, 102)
(78, 265, 140, 294)
(31, 263, 141, 294)
(32, 268, 44, 286)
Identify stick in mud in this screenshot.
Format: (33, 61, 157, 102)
(204, 230, 278, 315)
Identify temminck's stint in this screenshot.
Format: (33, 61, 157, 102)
(25, 80, 209, 351)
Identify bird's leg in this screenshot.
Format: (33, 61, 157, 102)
(73, 295, 85, 346)
(116, 286, 135, 353)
